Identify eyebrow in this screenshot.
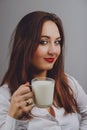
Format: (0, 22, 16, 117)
(41, 35, 61, 40)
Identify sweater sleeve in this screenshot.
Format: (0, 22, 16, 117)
(5, 115, 29, 130)
(0, 86, 29, 130)
(68, 76, 87, 130)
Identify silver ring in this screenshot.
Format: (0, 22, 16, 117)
(26, 101, 30, 106)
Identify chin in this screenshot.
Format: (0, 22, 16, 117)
(45, 65, 54, 70)
(37, 64, 54, 71)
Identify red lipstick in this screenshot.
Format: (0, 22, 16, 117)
(44, 58, 55, 63)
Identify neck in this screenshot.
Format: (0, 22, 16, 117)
(29, 65, 47, 78)
(34, 71, 47, 78)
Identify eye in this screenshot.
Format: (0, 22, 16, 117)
(39, 40, 48, 45)
(54, 40, 61, 45)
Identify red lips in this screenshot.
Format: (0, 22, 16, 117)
(44, 58, 55, 63)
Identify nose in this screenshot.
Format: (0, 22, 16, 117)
(48, 43, 57, 55)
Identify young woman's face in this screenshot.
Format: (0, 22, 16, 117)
(31, 20, 61, 72)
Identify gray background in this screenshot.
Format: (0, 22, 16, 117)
(0, 0, 87, 92)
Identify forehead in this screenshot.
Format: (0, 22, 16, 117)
(41, 20, 60, 37)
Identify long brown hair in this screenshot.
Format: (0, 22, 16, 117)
(1, 11, 78, 113)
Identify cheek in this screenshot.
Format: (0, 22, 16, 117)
(31, 47, 45, 62)
(59, 47, 61, 55)
(33, 46, 46, 58)
(33, 50, 42, 59)
(56, 46, 61, 57)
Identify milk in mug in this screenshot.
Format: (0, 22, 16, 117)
(31, 78, 55, 108)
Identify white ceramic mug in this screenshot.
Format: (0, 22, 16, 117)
(31, 77, 55, 108)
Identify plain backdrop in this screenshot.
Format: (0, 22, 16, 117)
(0, 0, 87, 92)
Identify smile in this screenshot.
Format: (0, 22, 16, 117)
(44, 58, 55, 63)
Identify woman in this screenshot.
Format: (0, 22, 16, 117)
(0, 11, 87, 130)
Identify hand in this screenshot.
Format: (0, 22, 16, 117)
(8, 82, 34, 119)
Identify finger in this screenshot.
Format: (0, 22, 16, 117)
(22, 103, 35, 113)
(29, 85, 32, 91)
(25, 98, 34, 106)
(24, 84, 32, 91)
(22, 91, 34, 100)
(25, 82, 29, 86)
(18, 82, 32, 94)
(15, 85, 30, 96)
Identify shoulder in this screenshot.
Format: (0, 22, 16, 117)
(65, 74, 83, 96)
(66, 73, 79, 86)
(0, 84, 11, 100)
(65, 73, 81, 87)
